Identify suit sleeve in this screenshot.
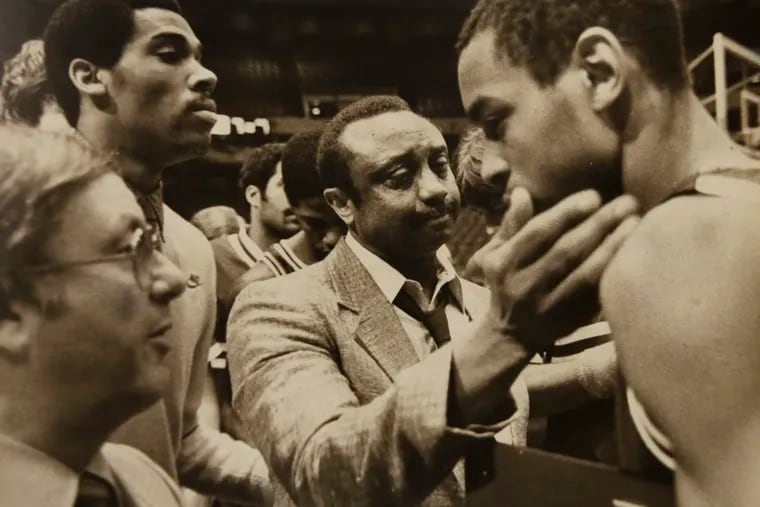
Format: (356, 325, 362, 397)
(227, 279, 516, 507)
(175, 234, 273, 506)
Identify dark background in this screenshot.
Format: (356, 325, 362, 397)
(1, 0, 759, 220)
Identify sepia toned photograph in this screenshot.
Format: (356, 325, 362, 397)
(0, 0, 759, 505)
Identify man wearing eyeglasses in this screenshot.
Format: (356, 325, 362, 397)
(43, 0, 272, 505)
(0, 125, 189, 506)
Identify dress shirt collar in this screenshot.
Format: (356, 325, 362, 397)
(0, 433, 120, 507)
(345, 232, 466, 312)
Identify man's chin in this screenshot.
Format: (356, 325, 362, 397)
(115, 371, 169, 416)
(418, 228, 453, 254)
(188, 134, 213, 155)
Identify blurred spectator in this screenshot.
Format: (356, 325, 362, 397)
(0, 40, 68, 131)
(449, 127, 508, 279)
(191, 205, 245, 241)
(210, 143, 300, 312)
(220, 129, 346, 454)
(205, 144, 304, 451)
(232, 129, 345, 291)
(0, 124, 185, 506)
(453, 126, 509, 231)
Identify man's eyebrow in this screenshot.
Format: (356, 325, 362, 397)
(465, 96, 507, 123)
(149, 32, 203, 57)
(374, 150, 417, 173)
(429, 145, 448, 157)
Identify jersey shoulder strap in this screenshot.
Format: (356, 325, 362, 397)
(666, 167, 760, 204)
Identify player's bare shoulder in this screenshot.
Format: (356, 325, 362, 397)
(601, 192, 760, 410)
(602, 192, 760, 311)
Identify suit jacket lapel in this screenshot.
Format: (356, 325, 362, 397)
(326, 240, 467, 496)
(325, 240, 419, 381)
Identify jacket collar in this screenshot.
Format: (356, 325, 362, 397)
(324, 239, 419, 381)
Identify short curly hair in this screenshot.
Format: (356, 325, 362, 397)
(317, 95, 411, 202)
(1, 40, 56, 125)
(0, 124, 114, 318)
(44, 0, 182, 126)
(238, 143, 285, 194)
(457, 0, 688, 91)
(281, 129, 324, 206)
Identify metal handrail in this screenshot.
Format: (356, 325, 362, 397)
(690, 33, 760, 131)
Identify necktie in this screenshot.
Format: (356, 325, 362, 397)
(136, 192, 165, 248)
(75, 471, 118, 507)
(394, 281, 494, 493)
(392, 282, 451, 349)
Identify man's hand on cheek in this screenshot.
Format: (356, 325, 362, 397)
(474, 187, 640, 353)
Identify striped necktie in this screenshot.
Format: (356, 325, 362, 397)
(136, 191, 165, 247)
(392, 282, 451, 349)
(394, 281, 495, 492)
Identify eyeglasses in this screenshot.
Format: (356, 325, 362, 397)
(20, 224, 197, 291)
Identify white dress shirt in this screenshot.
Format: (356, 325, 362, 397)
(345, 233, 529, 449)
(345, 233, 473, 360)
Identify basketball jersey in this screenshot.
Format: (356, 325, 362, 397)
(259, 239, 308, 278)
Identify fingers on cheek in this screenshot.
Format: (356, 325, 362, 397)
(480, 243, 519, 284)
(557, 215, 640, 297)
(526, 214, 640, 312)
(503, 269, 541, 303)
(608, 216, 640, 249)
(543, 241, 579, 287)
(539, 264, 596, 314)
(538, 219, 637, 313)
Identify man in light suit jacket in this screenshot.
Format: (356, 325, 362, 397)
(228, 96, 638, 506)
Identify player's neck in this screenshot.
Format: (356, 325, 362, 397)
(117, 152, 163, 195)
(247, 219, 279, 251)
(76, 116, 162, 194)
(623, 92, 754, 212)
(286, 231, 321, 265)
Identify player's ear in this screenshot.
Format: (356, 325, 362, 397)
(323, 187, 355, 227)
(573, 27, 626, 112)
(69, 59, 108, 98)
(245, 185, 261, 209)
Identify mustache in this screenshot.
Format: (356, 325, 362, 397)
(417, 199, 459, 221)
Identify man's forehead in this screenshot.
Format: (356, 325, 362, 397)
(51, 174, 142, 254)
(341, 111, 445, 155)
(131, 7, 199, 47)
(67, 173, 141, 220)
(458, 29, 519, 111)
